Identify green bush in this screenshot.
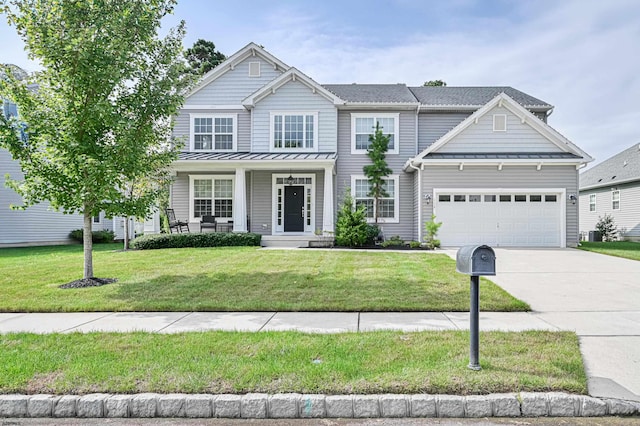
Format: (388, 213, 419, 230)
(595, 214, 618, 242)
(424, 214, 442, 249)
(131, 232, 262, 250)
(381, 235, 405, 247)
(69, 229, 116, 243)
(409, 241, 422, 249)
(365, 224, 380, 245)
(335, 189, 370, 247)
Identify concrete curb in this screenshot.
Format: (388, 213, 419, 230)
(0, 392, 638, 418)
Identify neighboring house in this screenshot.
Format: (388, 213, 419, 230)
(0, 99, 143, 247)
(170, 42, 593, 248)
(579, 143, 640, 241)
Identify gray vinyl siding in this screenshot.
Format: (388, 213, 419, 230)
(418, 112, 470, 152)
(0, 149, 83, 246)
(436, 106, 563, 153)
(186, 56, 282, 105)
(335, 110, 416, 240)
(579, 182, 640, 239)
(420, 164, 580, 246)
(173, 109, 251, 152)
(251, 80, 338, 152)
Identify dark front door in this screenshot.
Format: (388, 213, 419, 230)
(284, 185, 305, 232)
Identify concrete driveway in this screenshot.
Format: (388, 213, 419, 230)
(481, 248, 640, 402)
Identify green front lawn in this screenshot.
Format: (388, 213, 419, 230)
(0, 244, 528, 312)
(0, 331, 585, 395)
(578, 241, 640, 261)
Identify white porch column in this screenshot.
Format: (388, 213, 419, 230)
(322, 166, 335, 234)
(233, 168, 247, 232)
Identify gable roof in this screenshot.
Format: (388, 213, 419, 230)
(322, 84, 419, 104)
(409, 86, 552, 111)
(242, 68, 344, 108)
(580, 143, 640, 190)
(187, 42, 290, 99)
(409, 92, 593, 167)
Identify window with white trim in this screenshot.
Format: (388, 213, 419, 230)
(190, 114, 237, 152)
(351, 175, 399, 223)
(589, 194, 596, 212)
(271, 113, 317, 150)
(189, 176, 234, 220)
(351, 113, 399, 154)
(612, 190, 620, 210)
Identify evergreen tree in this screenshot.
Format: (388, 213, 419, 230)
(363, 122, 393, 224)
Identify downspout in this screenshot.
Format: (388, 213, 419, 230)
(408, 160, 422, 242)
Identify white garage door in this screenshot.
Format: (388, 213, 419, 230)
(434, 191, 564, 247)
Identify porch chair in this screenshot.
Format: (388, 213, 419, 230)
(200, 215, 217, 232)
(165, 208, 190, 233)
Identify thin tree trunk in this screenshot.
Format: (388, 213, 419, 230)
(83, 208, 94, 279)
(123, 216, 130, 251)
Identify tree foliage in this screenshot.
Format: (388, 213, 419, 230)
(595, 214, 618, 242)
(423, 214, 442, 249)
(335, 189, 369, 247)
(184, 39, 226, 75)
(423, 79, 447, 86)
(363, 122, 393, 224)
(0, 0, 193, 279)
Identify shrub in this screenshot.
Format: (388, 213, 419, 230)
(381, 235, 405, 247)
(365, 224, 381, 245)
(409, 241, 422, 249)
(424, 214, 442, 249)
(69, 229, 116, 243)
(130, 232, 262, 250)
(595, 214, 618, 242)
(335, 189, 370, 247)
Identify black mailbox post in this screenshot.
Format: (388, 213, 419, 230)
(456, 245, 496, 370)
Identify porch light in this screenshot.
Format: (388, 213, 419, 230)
(569, 194, 577, 204)
(286, 173, 294, 186)
(424, 194, 432, 204)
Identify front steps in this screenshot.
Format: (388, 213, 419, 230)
(261, 235, 313, 248)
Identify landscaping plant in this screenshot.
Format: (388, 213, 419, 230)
(424, 214, 443, 249)
(595, 213, 618, 242)
(335, 189, 370, 247)
(363, 122, 393, 224)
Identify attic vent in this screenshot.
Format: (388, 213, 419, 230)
(493, 114, 507, 132)
(248, 61, 261, 77)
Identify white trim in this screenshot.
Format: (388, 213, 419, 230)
(589, 193, 597, 212)
(189, 113, 238, 152)
(350, 174, 400, 224)
(612, 190, 620, 210)
(182, 104, 244, 110)
(350, 113, 400, 155)
(269, 111, 319, 153)
(188, 174, 235, 222)
(271, 173, 316, 235)
(433, 187, 566, 247)
(493, 114, 507, 132)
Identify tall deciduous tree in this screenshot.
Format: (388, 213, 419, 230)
(423, 79, 447, 86)
(184, 39, 226, 75)
(0, 0, 193, 282)
(363, 122, 393, 224)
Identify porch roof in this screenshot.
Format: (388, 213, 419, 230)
(178, 152, 337, 161)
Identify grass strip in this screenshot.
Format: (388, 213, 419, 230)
(0, 245, 528, 312)
(0, 330, 585, 395)
(578, 241, 640, 261)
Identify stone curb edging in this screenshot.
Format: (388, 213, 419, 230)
(0, 392, 638, 419)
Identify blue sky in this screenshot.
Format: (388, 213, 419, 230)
(2, 0, 638, 168)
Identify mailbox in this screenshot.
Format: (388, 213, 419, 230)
(456, 245, 496, 276)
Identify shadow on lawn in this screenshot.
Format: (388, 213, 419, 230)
(0, 243, 119, 259)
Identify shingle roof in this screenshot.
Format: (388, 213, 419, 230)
(178, 152, 337, 161)
(426, 152, 580, 160)
(580, 143, 640, 189)
(322, 84, 418, 103)
(408, 86, 552, 109)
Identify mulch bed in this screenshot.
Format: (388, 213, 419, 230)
(59, 277, 118, 289)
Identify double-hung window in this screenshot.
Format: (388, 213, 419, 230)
(612, 190, 620, 210)
(189, 175, 234, 221)
(351, 175, 399, 223)
(351, 113, 399, 154)
(190, 114, 237, 152)
(271, 112, 317, 151)
(589, 194, 596, 212)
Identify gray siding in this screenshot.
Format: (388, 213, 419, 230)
(173, 109, 251, 152)
(0, 149, 83, 246)
(186, 56, 282, 105)
(579, 182, 640, 239)
(420, 164, 580, 246)
(335, 110, 416, 241)
(418, 112, 470, 152)
(436, 106, 563, 153)
(252, 80, 338, 152)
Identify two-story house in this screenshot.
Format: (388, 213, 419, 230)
(170, 42, 593, 248)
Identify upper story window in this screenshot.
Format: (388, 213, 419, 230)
(351, 113, 399, 154)
(190, 114, 237, 152)
(589, 194, 596, 212)
(351, 175, 399, 223)
(271, 112, 318, 151)
(612, 190, 620, 210)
